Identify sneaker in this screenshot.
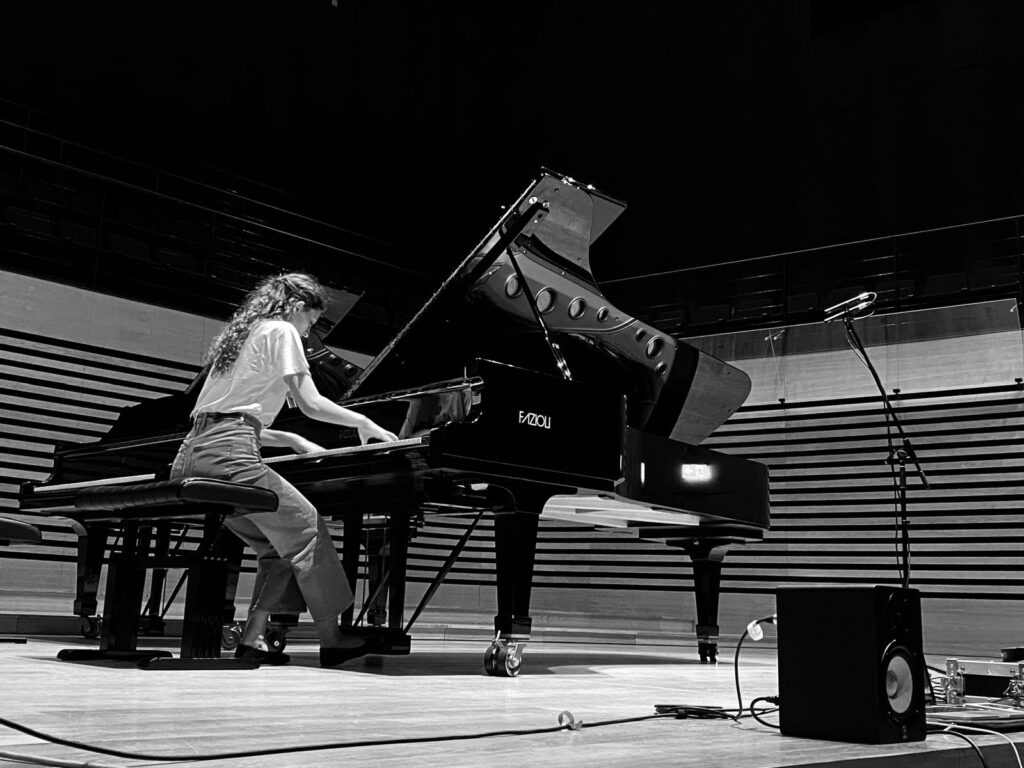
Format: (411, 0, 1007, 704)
(235, 644, 290, 666)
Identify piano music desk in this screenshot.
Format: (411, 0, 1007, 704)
(19, 477, 279, 669)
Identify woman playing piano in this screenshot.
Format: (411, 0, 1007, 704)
(170, 272, 398, 667)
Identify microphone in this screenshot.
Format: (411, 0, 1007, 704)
(824, 292, 877, 323)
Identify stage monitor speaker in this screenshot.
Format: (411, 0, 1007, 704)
(776, 585, 925, 743)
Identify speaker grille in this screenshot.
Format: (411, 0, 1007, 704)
(884, 648, 915, 717)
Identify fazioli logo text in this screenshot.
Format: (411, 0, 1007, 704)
(518, 411, 551, 429)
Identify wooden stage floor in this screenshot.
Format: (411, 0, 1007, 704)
(0, 637, 1021, 768)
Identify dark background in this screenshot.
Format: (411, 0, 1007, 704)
(2, 1, 1023, 299)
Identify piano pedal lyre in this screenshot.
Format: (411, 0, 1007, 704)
(483, 630, 526, 677)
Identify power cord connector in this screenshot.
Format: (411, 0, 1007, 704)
(735, 613, 776, 708)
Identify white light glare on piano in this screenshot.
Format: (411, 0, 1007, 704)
(681, 463, 713, 483)
(640, 461, 645, 487)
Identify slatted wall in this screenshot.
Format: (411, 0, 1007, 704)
(0, 326, 202, 508)
(0, 324, 200, 613)
(702, 384, 1024, 601)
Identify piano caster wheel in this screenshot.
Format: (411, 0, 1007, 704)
(221, 622, 243, 651)
(483, 640, 523, 677)
(483, 643, 499, 675)
(79, 617, 101, 639)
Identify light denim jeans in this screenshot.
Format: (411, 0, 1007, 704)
(169, 412, 352, 623)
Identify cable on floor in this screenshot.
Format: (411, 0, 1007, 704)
(0, 711, 679, 762)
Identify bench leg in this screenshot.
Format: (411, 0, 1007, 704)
(340, 512, 363, 628)
(101, 521, 148, 652)
(142, 512, 257, 670)
(59, 521, 173, 663)
(181, 513, 239, 659)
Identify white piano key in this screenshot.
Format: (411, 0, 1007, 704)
(263, 436, 427, 465)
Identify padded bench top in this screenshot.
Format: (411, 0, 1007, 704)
(0, 517, 42, 544)
(75, 478, 279, 517)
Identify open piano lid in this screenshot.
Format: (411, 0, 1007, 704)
(325, 170, 751, 444)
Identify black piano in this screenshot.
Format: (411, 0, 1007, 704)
(20, 170, 769, 673)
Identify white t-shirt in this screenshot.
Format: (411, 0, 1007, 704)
(192, 319, 310, 426)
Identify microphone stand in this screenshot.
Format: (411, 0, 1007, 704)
(839, 313, 929, 591)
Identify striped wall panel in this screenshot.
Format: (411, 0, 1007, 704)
(703, 384, 1024, 601)
(0, 326, 201, 508)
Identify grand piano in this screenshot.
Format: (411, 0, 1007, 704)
(20, 170, 769, 673)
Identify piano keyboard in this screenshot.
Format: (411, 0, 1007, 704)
(32, 437, 429, 495)
(263, 436, 427, 465)
(35, 473, 158, 494)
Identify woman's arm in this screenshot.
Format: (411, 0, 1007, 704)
(260, 428, 324, 453)
(283, 372, 398, 444)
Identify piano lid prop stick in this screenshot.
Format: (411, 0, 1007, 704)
(505, 239, 574, 382)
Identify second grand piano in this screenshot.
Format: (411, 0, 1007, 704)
(22, 170, 769, 673)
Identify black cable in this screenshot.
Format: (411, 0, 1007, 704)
(0, 712, 678, 762)
(734, 627, 749, 715)
(748, 696, 780, 729)
(734, 613, 777, 721)
(928, 727, 991, 768)
(654, 703, 778, 725)
(653, 705, 735, 721)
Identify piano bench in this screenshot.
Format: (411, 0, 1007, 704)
(0, 517, 41, 545)
(73, 477, 279, 521)
(59, 477, 278, 670)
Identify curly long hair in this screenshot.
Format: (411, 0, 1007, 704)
(206, 272, 328, 376)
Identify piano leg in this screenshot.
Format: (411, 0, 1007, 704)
(214, 526, 245, 638)
(139, 522, 171, 636)
(339, 511, 363, 628)
(489, 489, 546, 677)
(364, 527, 390, 627)
(681, 540, 730, 663)
(337, 510, 413, 657)
(492, 508, 539, 641)
(73, 523, 110, 637)
(386, 511, 410, 631)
